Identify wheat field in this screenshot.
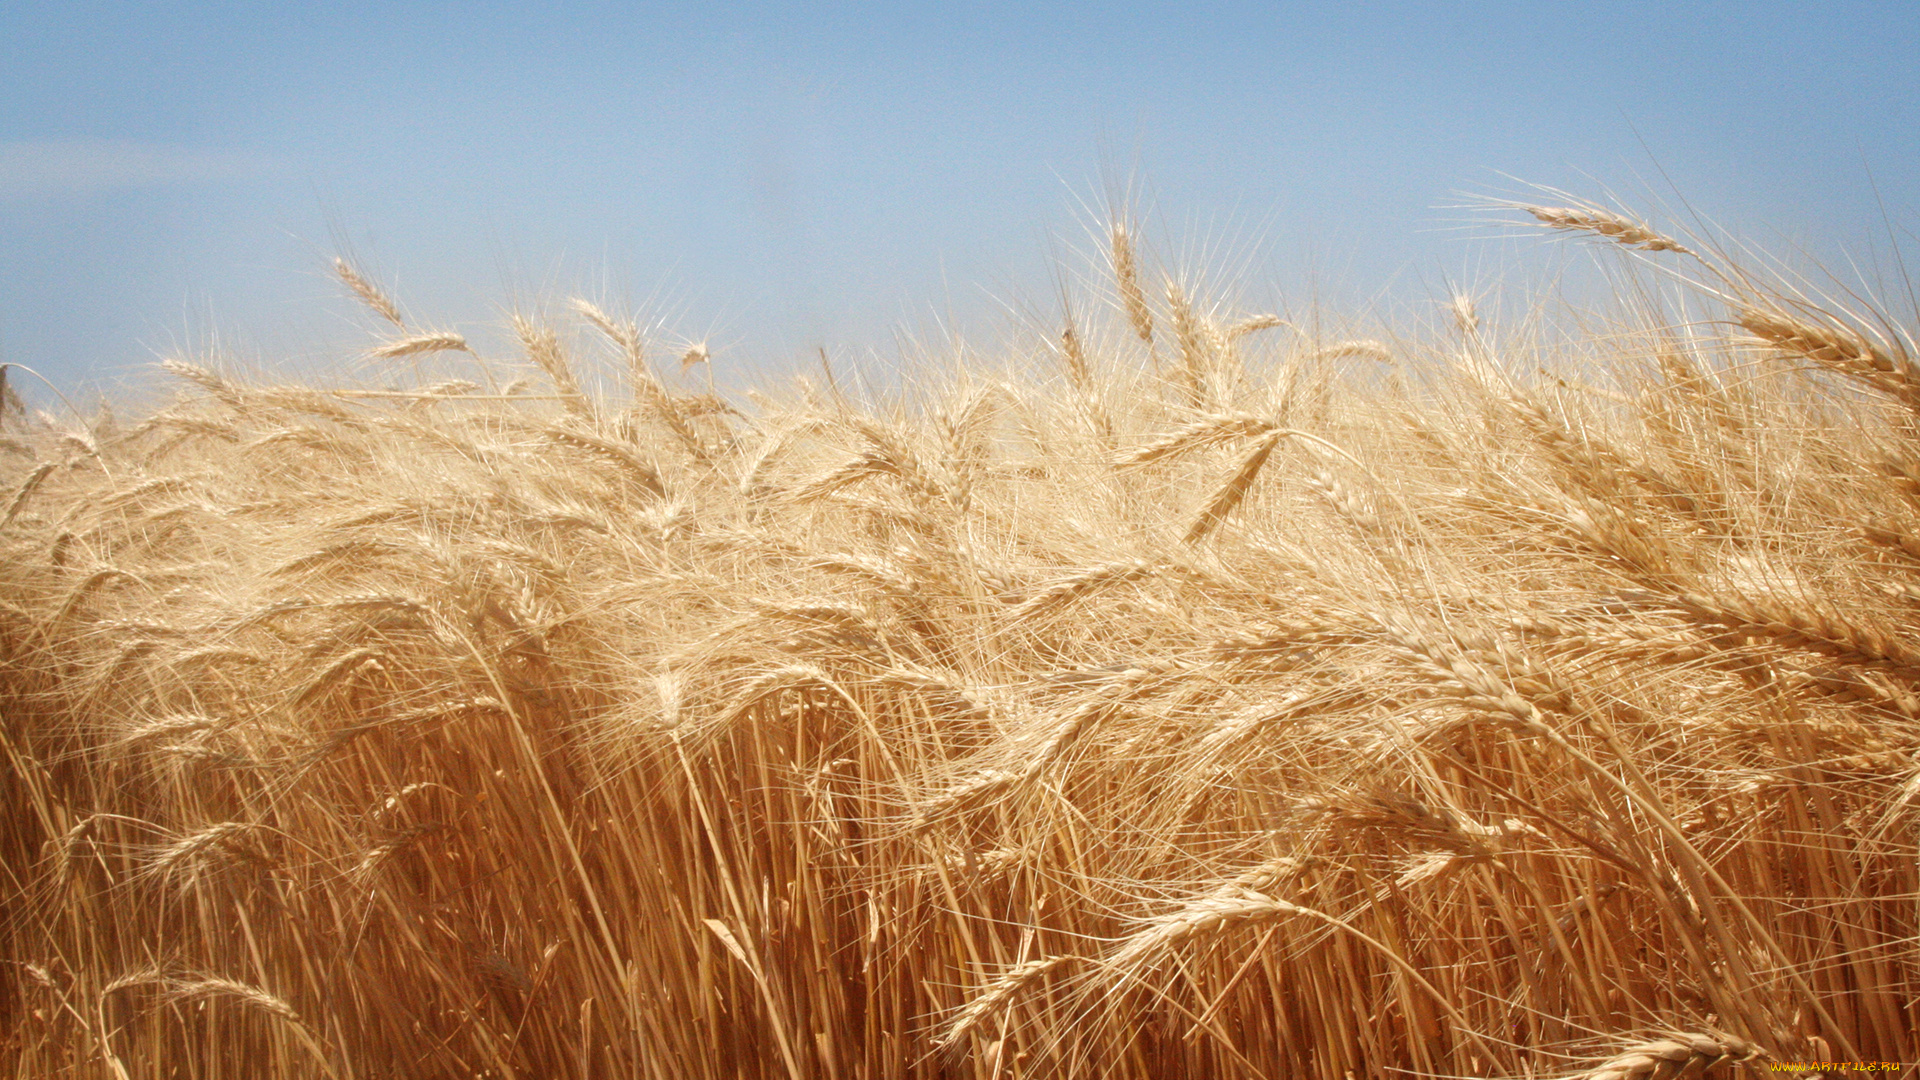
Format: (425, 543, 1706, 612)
(3, 199, 1917, 1078)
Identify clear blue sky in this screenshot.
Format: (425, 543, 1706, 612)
(3, 1, 1917, 396)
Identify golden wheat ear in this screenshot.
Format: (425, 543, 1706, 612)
(935, 955, 1075, 1057)
(1522, 204, 1694, 255)
(333, 257, 404, 327)
(1580, 1033, 1763, 1080)
(0, 363, 28, 422)
(367, 331, 471, 359)
(1738, 305, 1920, 409)
(1111, 221, 1154, 345)
(1184, 428, 1283, 544)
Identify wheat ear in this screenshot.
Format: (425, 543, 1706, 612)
(1104, 892, 1300, 979)
(165, 974, 335, 1073)
(3, 461, 55, 527)
(162, 975, 305, 1024)
(368, 332, 472, 359)
(1059, 322, 1093, 390)
(574, 301, 713, 460)
(571, 298, 643, 363)
(1167, 280, 1209, 406)
(1112, 223, 1154, 345)
(1010, 559, 1153, 620)
(1099, 891, 1502, 1063)
(1628, 587, 1920, 675)
(1739, 306, 1920, 408)
(1185, 429, 1283, 544)
(1116, 413, 1273, 467)
(332, 258, 404, 327)
(1524, 205, 1694, 255)
(1306, 339, 1393, 363)
(1580, 1032, 1762, 1080)
(936, 956, 1075, 1055)
(571, 298, 678, 419)
(0, 363, 24, 420)
(1449, 293, 1480, 334)
(148, 821, 266, 881)
(511, 315, 591, 416)
(537, 424, 667, 498)
(1227, 314, 1289, 340)
(160, 359, 244, 406)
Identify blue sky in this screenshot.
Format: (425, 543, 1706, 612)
(3, 1, 1917, 397)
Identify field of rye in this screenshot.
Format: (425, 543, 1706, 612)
(4, 198, 1920, 1079)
